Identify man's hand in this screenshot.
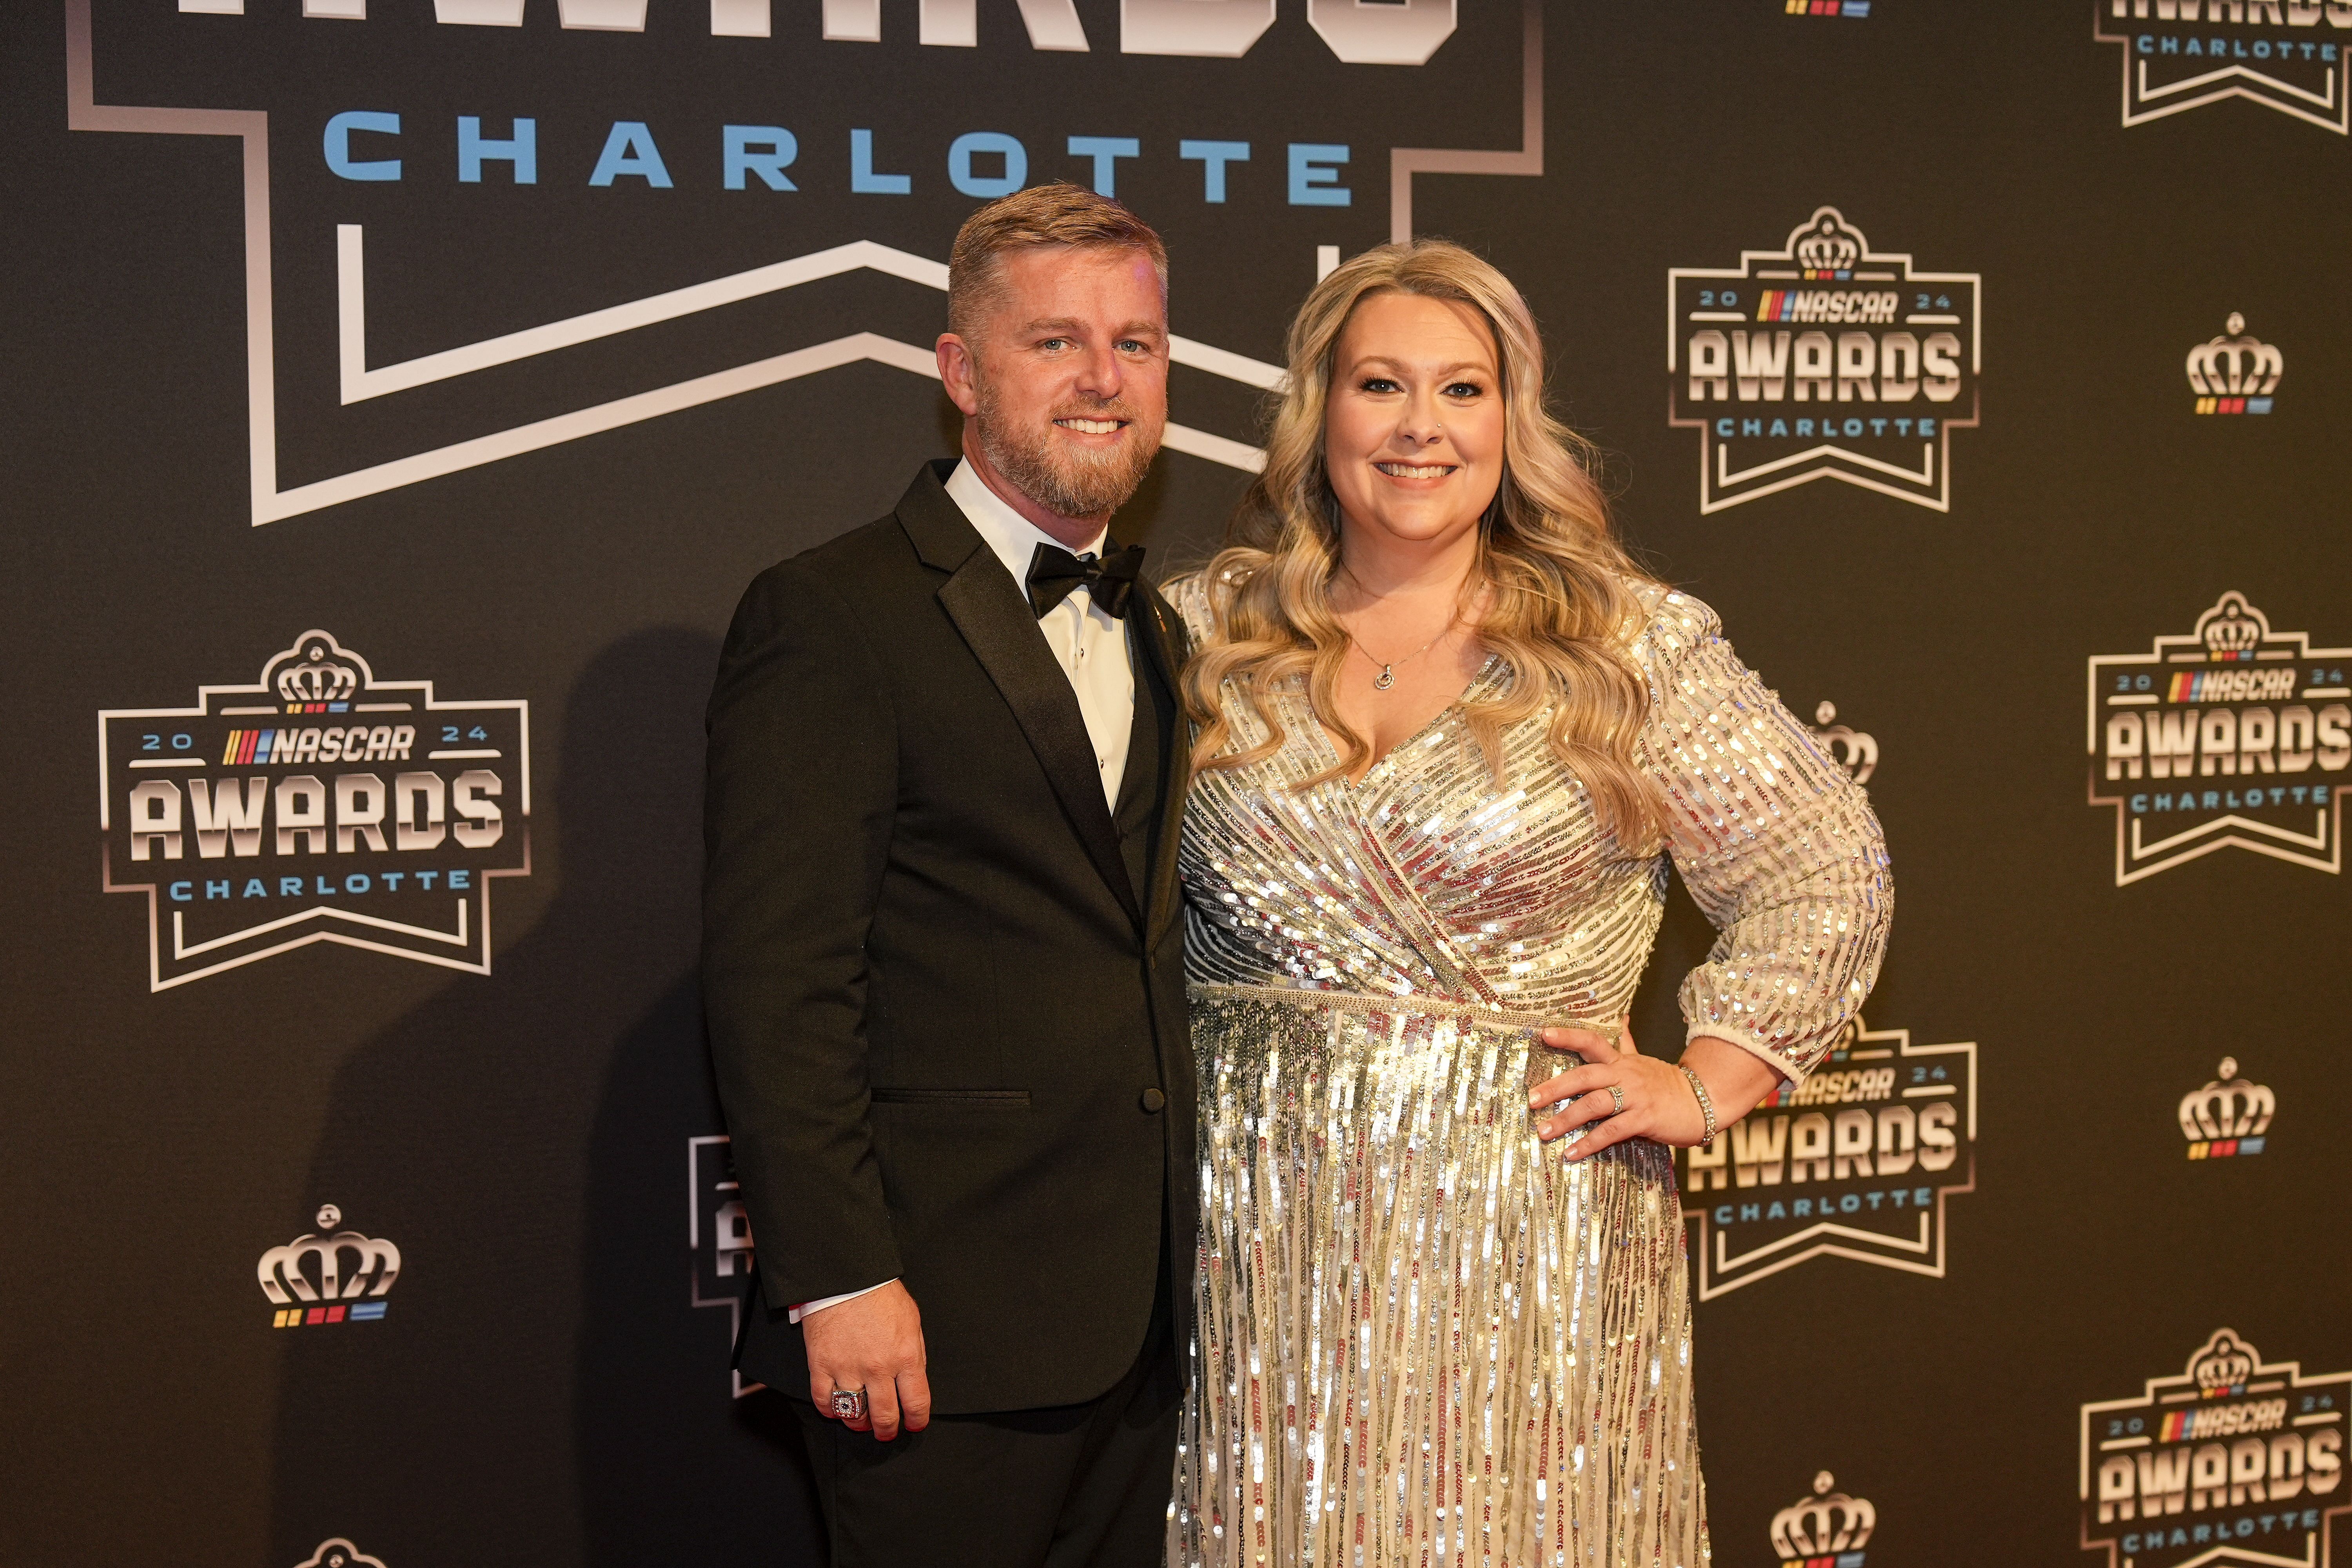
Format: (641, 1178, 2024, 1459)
(802, 1280, 931, 1441)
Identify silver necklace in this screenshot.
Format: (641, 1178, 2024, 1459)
(1338, 566, 1466, 691)
(1350, 624, 1453, 691)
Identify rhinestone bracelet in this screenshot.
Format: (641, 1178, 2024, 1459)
(1677, 1063, 1718, 1147)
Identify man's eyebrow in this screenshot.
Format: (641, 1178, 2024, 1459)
(1016, 317, 1167, 340)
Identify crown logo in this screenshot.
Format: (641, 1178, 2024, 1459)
(258, 1211, 401, 1326)
(1810, 701, 1879, 785)
(277, 643, 359, 704)
(2194, 592, 2269, 655)
(2190, 1329, 2258, 1392)
(2179, 1057, 2274, 1142)
(294, 1543, 387, 1568)
(1791, 209, 1865, 273)
(255, 630, 378, 709)
(1771, 1471, 1877, 1556)
(2186, 314, 2284, 398)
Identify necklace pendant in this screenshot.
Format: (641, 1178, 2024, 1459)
(1374, 665, 1396, 691)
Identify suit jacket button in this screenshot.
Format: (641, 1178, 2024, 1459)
(1140, 1087, 1167, 1113)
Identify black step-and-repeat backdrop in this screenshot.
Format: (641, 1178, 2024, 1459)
(3, 1, 2347, 1564)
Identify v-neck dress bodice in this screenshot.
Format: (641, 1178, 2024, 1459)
(1164, 575, 1891, 1568)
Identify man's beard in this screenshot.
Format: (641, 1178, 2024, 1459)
(973, 381, 1161, 521)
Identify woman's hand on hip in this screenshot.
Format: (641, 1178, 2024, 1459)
(1526, 1024, 1783, 1160)
(1527, 1021, 1706, 1158)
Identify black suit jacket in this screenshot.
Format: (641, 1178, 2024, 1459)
(701, 460, 1195, 1415)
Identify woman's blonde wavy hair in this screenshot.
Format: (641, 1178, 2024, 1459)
(1181, 239, 1663, 846)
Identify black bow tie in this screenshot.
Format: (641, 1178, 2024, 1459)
(1025, 542, 1145, 620)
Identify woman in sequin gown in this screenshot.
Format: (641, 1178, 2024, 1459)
(1164, 244, 1891, 1568)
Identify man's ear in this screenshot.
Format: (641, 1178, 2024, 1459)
(936, 334, 983, 418)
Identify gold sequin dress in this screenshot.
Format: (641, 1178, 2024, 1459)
(1164, 582, 1891, 1568)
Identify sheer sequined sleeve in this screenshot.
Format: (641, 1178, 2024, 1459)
(1166, 572, 1215, 646)
(1636, 591, 1891, 1082)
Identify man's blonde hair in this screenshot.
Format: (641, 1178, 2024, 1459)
(946, 182, 1169, 344)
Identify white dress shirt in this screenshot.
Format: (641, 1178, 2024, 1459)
(946, 457, 1136, 809)
(789, 459, 1140, 1325)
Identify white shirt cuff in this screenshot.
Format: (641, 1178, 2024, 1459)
(786, 1278, 895, 1324)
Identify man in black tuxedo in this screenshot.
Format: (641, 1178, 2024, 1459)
(701, 184, 1194, 1565)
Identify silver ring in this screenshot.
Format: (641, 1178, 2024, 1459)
(1607, 1084, 1626, 1116)
(830, 1387, 867, 1421)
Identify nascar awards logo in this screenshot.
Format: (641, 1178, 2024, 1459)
(690, 1134, 762, 1397)
(1669, 207, 1981, 513)
(2096, 2, 2352, 134)
(1679, 1013, 1976, 1299)
(68, 0, 1544, 525)
(99, 630, 531, 989)
(1773, 1472, 1876, 1568)
(2087, 592, 2350, 884)
(259, 1205, 399, 1328)
(2189, 314, 2284, 415)
(2181, 1057, 2274, 1159)
(2081, 1329, 2348, 1568)
(1809, 701, 1879, 784)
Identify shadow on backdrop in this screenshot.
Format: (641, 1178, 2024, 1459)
(268, 626, 822, 1567)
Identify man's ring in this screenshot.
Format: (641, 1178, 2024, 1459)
(1607, 1084, 1626, 1116)
(830, 1387, 867, 1421)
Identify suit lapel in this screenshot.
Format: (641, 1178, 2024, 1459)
(1112, 623, 1160, 836)
(1132, 583, 1191, 951)
(902, 465, 1143, 931)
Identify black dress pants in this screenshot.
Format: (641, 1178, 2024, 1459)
(789, 1268, 1180, 1568)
